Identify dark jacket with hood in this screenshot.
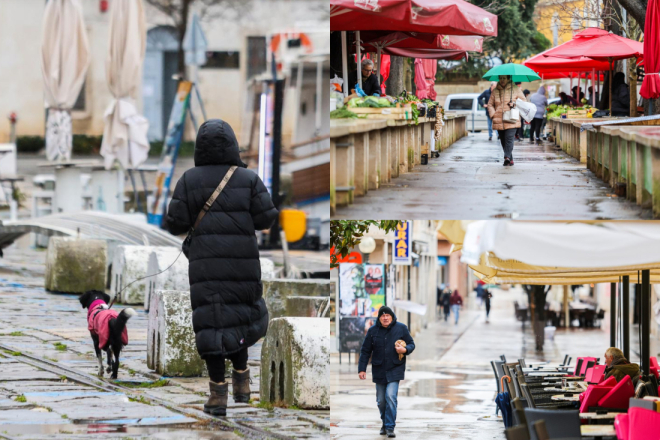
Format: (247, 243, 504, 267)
(166, 119, 278, 358)
(358, 307, 415, 384)
(604, 357, 640, 384)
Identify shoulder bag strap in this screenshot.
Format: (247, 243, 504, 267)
(191, 165, 238, 232)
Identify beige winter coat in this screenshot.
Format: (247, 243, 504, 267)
(487, 82, 527, 130)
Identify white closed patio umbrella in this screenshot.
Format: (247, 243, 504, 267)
(100, 0, 149, 170)
(41, 0, 90, 162)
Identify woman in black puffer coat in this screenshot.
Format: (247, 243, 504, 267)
(166, 119, 278, 416)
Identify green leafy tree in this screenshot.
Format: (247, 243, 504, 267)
(330, 221, 402, 268)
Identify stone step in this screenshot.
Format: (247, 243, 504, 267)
(285, 296, 330, 318)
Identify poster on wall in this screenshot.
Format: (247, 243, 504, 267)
(339, 263, 386, 317)
(339, 263, 387, 352)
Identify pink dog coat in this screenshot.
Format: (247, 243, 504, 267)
(87, 299, 128, 350)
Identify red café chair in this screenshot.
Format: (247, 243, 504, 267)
(650, 356, 659, 379)
(579, 357, 597, 376)
(587, 365, 606, 384)
(598, 375, 634, 409)
(579, 379, 617, 413)
(628, 406, 660, 440)
(614, 413, 629, 440)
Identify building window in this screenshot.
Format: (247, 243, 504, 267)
(73, 80, 86, 111)
(201, 51, 240, 69)
(247, 36, 267, 79)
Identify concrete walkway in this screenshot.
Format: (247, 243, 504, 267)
(334, 132, 652, 220)
(330, 288, 613, 439)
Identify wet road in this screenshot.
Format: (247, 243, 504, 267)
(330, 287, 616, 439)
(333, 132, 652, 220)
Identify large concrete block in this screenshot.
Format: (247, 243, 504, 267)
(263, 279, 331, 319)
(260, 317, 329, 409)
(260, 258, 276, 280)
(285, 296, 330, 317)
(147, 290, 206, 377)
(45, 237, 107, 293)
(144, 248, 189, 311)
(111, 245, 164, 305)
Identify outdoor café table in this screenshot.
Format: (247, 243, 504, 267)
(580, 413, 619, 425)
(580, 424, 616, 439)
(544, 386, 583, 393)
(551, 394, 580, 402)
(528, 372, 568, 377)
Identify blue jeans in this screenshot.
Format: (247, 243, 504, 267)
(452, 304, 460, 324)
(376, 381, 399, 430)
(486, 113, 493, 138)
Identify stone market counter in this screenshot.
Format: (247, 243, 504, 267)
(330, 115, 467, 214)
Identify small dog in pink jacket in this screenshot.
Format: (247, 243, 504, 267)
(79, 290, 136, 379)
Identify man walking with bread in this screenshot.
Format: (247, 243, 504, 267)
(358, 306, 415, 438)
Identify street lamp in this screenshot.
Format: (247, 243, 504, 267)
(359, 237, 376, 263)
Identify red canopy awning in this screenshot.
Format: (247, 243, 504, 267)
(381, 47, 468, 60)
(538, 72, 605, 81)
(524, 51, 611, 74)
(542, 31, 643, 62)
(330, 0, 497, 36)
(361, 31, 484, 52)
(640, 0, 660, 99)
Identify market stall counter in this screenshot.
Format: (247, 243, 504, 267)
(582, 122, 660, 217)
(330, 114, 467, 214)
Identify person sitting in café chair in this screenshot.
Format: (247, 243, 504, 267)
(604, 347, 640, 385)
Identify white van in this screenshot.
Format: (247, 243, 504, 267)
(443, 93, 489, 132)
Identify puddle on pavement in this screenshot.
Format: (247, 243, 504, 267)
(0, 422, 237, 438)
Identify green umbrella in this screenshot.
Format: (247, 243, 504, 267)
(482, 63, 541, 82)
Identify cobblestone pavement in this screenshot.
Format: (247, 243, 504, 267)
(0, 238, 329, 439)
(330, 287, 619, 440)
(334, 132, 651, 220)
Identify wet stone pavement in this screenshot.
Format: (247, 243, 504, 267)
(0, 239, 329, 439)
(334, 132, 651, 220)
(330, 288, 614, 439)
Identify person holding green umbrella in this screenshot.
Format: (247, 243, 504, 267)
(484, 64, 541, 166)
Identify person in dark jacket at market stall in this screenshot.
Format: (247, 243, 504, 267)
(348, 59, 381, 96)
(166, 119, 278, 417)
(359, 306, 415, 438)
(611, 72, 630, 117)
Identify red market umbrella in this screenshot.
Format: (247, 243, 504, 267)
(543, 31, 643, 112)
(382, 47, 468, 60)
(362, 31, 484, 52)
(640, 0, 660, 100)
(524, 51, 610, 74)
(330, 0, 498, 36)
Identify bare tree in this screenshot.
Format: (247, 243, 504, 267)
(144, 0, 250, 79)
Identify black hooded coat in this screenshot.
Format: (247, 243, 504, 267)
(358, 308, 415, 384)
(166, 119, 278, 358)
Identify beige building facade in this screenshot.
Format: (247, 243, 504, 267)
(0, 0, 328, 147)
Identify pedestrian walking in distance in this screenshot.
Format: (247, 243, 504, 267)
(478, 82, 497, 141)
(484, 289, 493, 323)
(166, 119, 278, 417)
(529, 86, 548, 145)
(441, 288, 451, 322)
(487, 75, 527, 166)
(450, 290, 463, 325)
(358, 306, 415, 438)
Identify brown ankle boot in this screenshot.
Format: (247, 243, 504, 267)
(232, 368, 251, 403)
(204, 381, 228, 416)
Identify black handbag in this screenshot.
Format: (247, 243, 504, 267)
(182, 166, 237, 257)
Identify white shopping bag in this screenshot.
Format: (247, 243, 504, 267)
(516, 98, 537, 123)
